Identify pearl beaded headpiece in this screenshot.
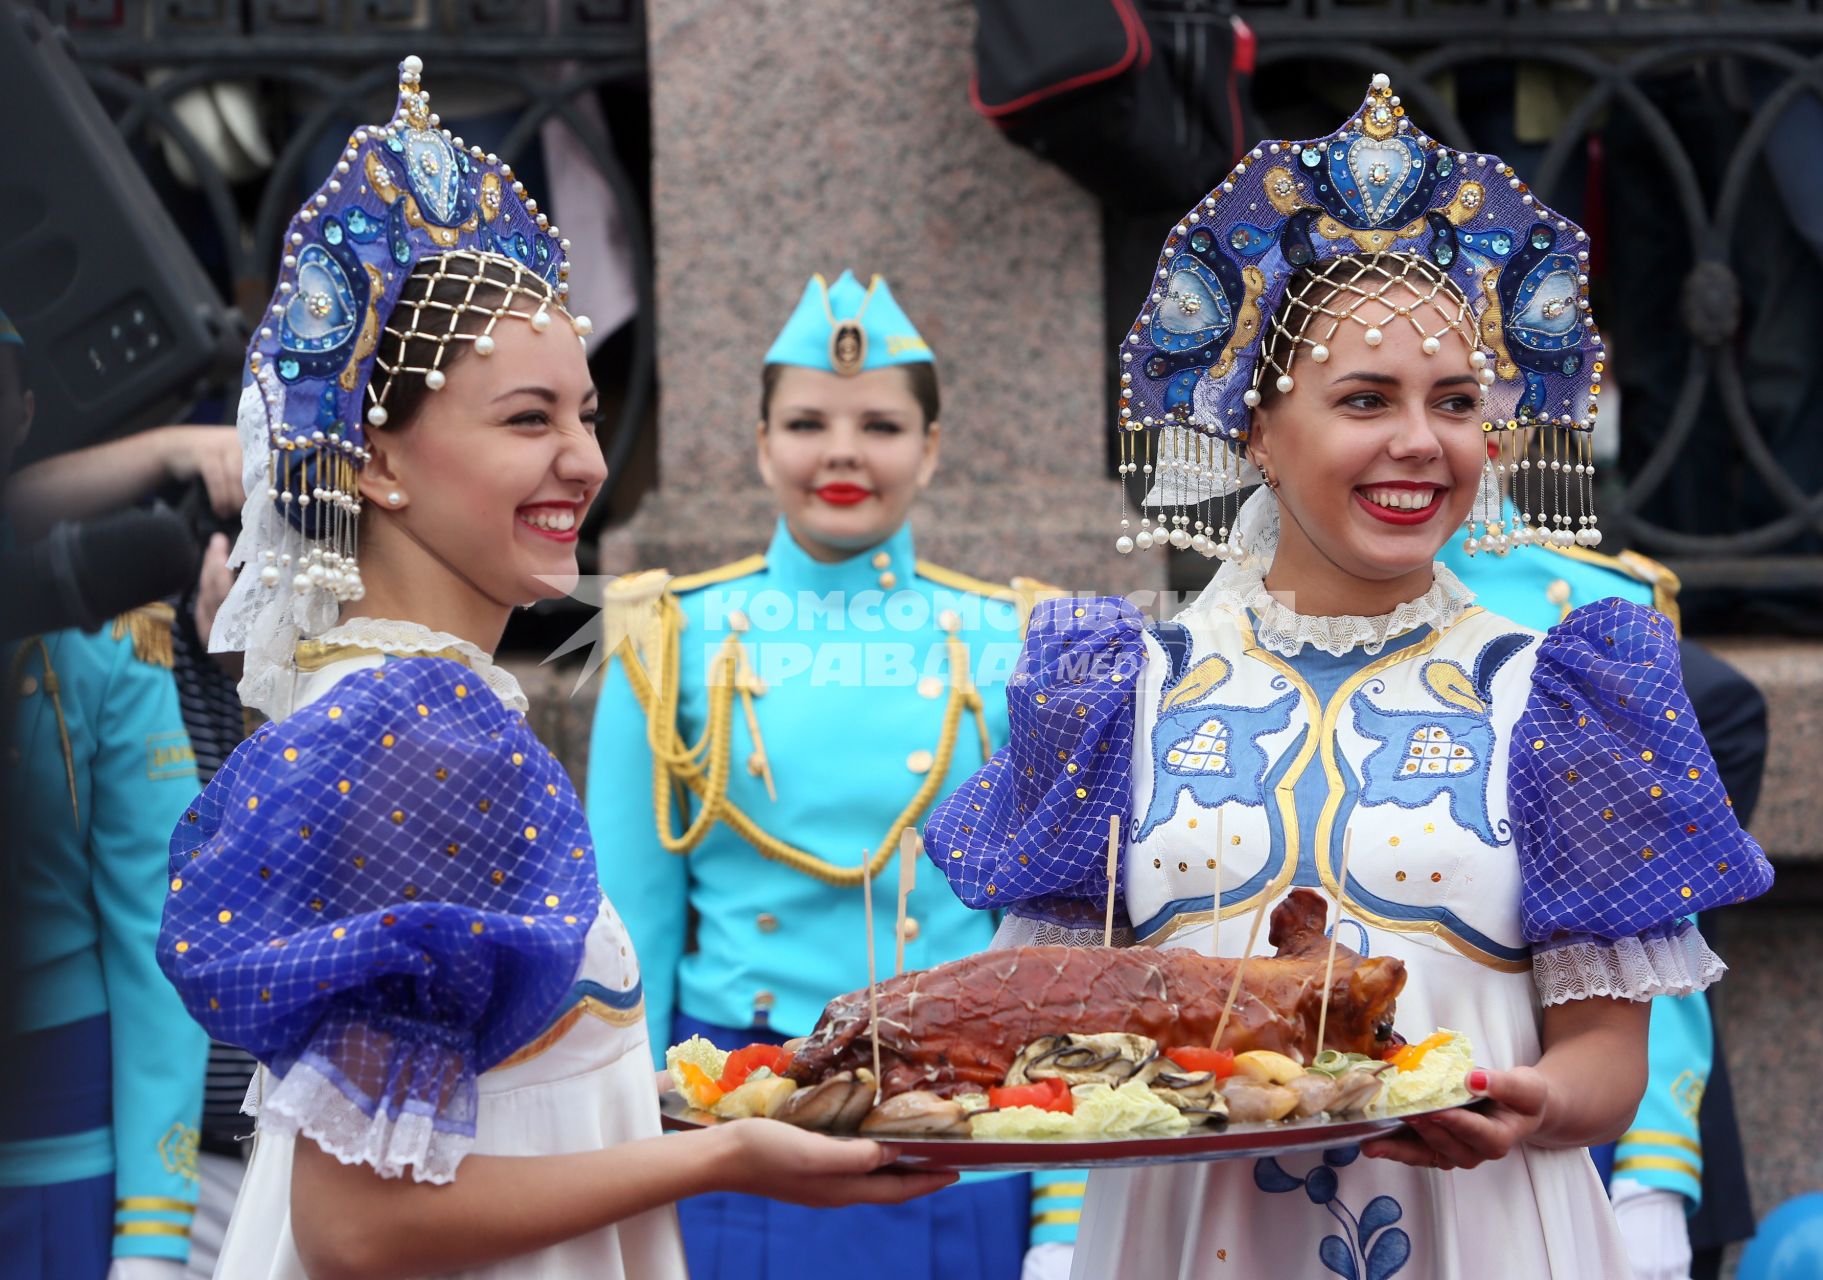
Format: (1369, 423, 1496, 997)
(231, 54, 590, 607)
(1114, 72, 1605, 561)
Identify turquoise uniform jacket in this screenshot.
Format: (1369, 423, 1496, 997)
(3, 611, 209, 1259)
(588, 520, 1039, 1062)
(1442, 527, 1710, 1208)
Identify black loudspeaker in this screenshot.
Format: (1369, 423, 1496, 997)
(0, 2, 238, 462)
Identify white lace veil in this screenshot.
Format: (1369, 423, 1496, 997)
(213, 372, 343, 719)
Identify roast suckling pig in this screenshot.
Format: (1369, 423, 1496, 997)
(787, 888, 1405, 1100)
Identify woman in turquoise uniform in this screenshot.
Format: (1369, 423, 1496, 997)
(589, 271, 1039, 1280)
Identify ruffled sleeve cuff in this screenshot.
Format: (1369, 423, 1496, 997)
(924, 596, 1146, 925)
(1531, 920, 1727, 1007)
(260, 1009, 478, 1183)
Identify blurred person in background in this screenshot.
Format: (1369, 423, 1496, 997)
(0, 307, 210, 1280)
(591, 270, 1052, 1280)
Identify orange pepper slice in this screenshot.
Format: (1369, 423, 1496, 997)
(1386, 1031, 1454, 1073)
(675, 1060, 726, 1107)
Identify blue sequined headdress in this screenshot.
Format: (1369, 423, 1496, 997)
(218, 56, 592, 710)
(1113, 73, 1605, 562)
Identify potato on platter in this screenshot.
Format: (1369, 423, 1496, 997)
(1232, 1050, 1304, 1085)
(711, 1074, 798, 1119)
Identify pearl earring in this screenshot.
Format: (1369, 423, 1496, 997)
(387, 491, 403, 507)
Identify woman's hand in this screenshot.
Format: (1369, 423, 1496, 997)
(709, 1118, 957, 1207)
(1361, 1067, 1549, 1171)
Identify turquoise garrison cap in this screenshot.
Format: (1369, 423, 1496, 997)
(763, 270, 932, 376)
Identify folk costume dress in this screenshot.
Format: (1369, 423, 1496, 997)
(160, 621, 684, 1280)
(155, 57, 683, 1279)
(587, 272, 1043, 1280)
(928, 563, 1772, 1280)
(925, 73, 1774, 1280)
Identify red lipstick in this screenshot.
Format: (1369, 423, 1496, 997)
(1353, 481, 1447, 527)
(815, 484, 872, 507)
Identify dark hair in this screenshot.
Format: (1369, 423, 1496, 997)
(1254, 253, 1471, 413)
(371, 254, 555, 433)
(759, 360, 940, 429)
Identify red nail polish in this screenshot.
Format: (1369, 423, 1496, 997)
(1466, 1069, 1489, 1094)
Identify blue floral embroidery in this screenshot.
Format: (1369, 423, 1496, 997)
(1254, 1148, 1411, 1280)
(1136, 690, 1297, 841)
(1352, 658, 1501, 846)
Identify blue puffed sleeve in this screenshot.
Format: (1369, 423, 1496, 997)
(1510, 599, 1773, 1000)
(157, 657, 597, 1182)
(925, 596, 1146, 927)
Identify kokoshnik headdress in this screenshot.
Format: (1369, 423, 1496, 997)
(216, 55, 591, 707)
(1114, 73, 1604, 563)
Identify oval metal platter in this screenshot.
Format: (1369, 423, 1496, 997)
(659, 1092, 1477, 1172)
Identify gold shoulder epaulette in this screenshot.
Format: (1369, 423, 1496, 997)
(916, 561, 1067, 633)
(670, 554, 767, 595)
(1543, 543, 1682, 634)
(111, 603, 176, 669)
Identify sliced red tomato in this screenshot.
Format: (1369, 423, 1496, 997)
(1163, 1046, 1236, 1078)
(988, 1077, 1074, 1114)
(718, 1043, 795, 1092)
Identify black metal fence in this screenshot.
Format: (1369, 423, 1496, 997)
(1148, 0, 1823, 621)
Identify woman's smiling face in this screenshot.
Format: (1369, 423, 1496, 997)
(362, 315, 606, 605)
(1248, 279, 1486, 587)
(756, 364, 939, 562)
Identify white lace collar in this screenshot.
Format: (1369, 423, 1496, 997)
(1188, 563, 1476, 658)
(299, 617, 529, 714)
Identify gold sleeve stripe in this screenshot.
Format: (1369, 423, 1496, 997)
(1614, 1155, 1701, 1180)
(1619, 1129, 1702, 1156)
(1031, 1210, 1082, 1229)
(116, 1222, 192, 1237)
(1033, 1181, 1087, 1200)
(116, 1197, 197, 1215)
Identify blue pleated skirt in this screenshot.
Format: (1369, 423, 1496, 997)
(672, 1013, 1028, 1280)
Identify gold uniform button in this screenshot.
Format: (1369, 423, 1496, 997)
(872, 551, 892, 570)
(756, 912, 780, 934)
(917, 675, 944, 700)
(906, 749, 934, 774)
(878, 571, 898, 590)
(899, 916, 921, 943)
(18, 675, 37, 697)
(753, 990, 776, 1011)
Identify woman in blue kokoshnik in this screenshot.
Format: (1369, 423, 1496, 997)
(156, 57, 952, 1280)
(925, 74, 1772, 1279)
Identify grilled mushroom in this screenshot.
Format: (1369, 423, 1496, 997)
(1218, 1076, 1300, 1124)
(1007, 1034, 1161, 1089)
(859, 1091, 971, 1137)
(775, 1069, 878, 1133)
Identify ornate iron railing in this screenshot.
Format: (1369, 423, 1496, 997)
(1146, 0, 1823, 607)
(40, 0, 653, 541)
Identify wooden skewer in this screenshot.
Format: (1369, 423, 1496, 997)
(861, 849, 883, 1104)
(1212, 878, 1273, 1050)
(895, 828, 919, 977)
(1315, 830, 1354, 1058)
(1103, 813, 1120, 948)
(1209, 807, 1224, 959)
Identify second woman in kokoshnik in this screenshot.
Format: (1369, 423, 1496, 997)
(157, 58, 954, 1280)
(926, 74, 1773, 1279)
